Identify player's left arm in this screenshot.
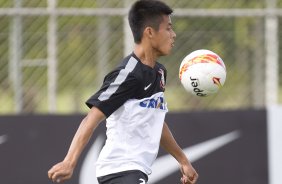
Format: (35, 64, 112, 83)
(160, 122, 199, 184)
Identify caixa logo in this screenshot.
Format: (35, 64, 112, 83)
(139, 96, 167, 110)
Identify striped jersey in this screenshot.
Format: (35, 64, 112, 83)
(86, 53, 168, 177)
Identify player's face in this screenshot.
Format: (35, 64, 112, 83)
(151, 15, 176, 56)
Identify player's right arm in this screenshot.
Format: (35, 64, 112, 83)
(47, 106, 105, 183)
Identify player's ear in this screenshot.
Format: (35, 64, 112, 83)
(143, 27, 154, 39)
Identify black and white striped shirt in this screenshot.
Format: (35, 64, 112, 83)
(86, 53, 168, 177)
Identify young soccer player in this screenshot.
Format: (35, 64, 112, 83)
(48, 0, 198, 183)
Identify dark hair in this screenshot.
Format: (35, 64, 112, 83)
(128, 0, 173, 44)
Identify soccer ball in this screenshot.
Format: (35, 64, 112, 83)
(179, 49, 226, 97)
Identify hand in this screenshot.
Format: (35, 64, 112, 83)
(180, 163, 198, 184)
(48, 161, 74, 183)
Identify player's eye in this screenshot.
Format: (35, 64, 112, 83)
(167, 26, 172, 31)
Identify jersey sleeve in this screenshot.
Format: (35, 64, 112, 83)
(85, 70, 140, 117)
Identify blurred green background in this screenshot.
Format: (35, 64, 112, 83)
(0, 0, 281, 114)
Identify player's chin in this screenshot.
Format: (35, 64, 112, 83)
(167, 45, 175, 54)
(165, 49, 173, 56)
(160, 48, 173, 56)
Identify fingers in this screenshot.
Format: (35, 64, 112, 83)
(48, 170, 67, 183)
(48, 166, 56, 181)
(48, 167, 62, 183)
(180, 176, 187, 184)
(190, 172, 199, 183)
(52, 171, 64, 183)
(47, 163, 73, 183)
(181, 173, 198, 184)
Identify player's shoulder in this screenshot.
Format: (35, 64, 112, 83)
(100, 54, 136, 82)
(118, 53, 139, 69)
(155, 61, 167, 75)
(118, 53, 144, 78)
(116, 53, 167, 79)
(105, 53, 142, 83)
(155, 62, 166, 70)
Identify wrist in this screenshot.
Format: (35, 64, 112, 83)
(177, 153, 190, 166)
(63, 156, 77, 168)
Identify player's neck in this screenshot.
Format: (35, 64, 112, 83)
(134, 44, 158, 68)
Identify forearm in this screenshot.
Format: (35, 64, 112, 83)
(161, 122, 198, 183)
(63, 107, 105, 168)
(160, 122, 189, 165)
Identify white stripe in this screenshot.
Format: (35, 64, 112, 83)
(148, 130, 241, 184)
(79, 135, 105, 184)
(0, 134, 8, 145)
(98, 57, 138, 101)
(267, 105, 282, 184)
